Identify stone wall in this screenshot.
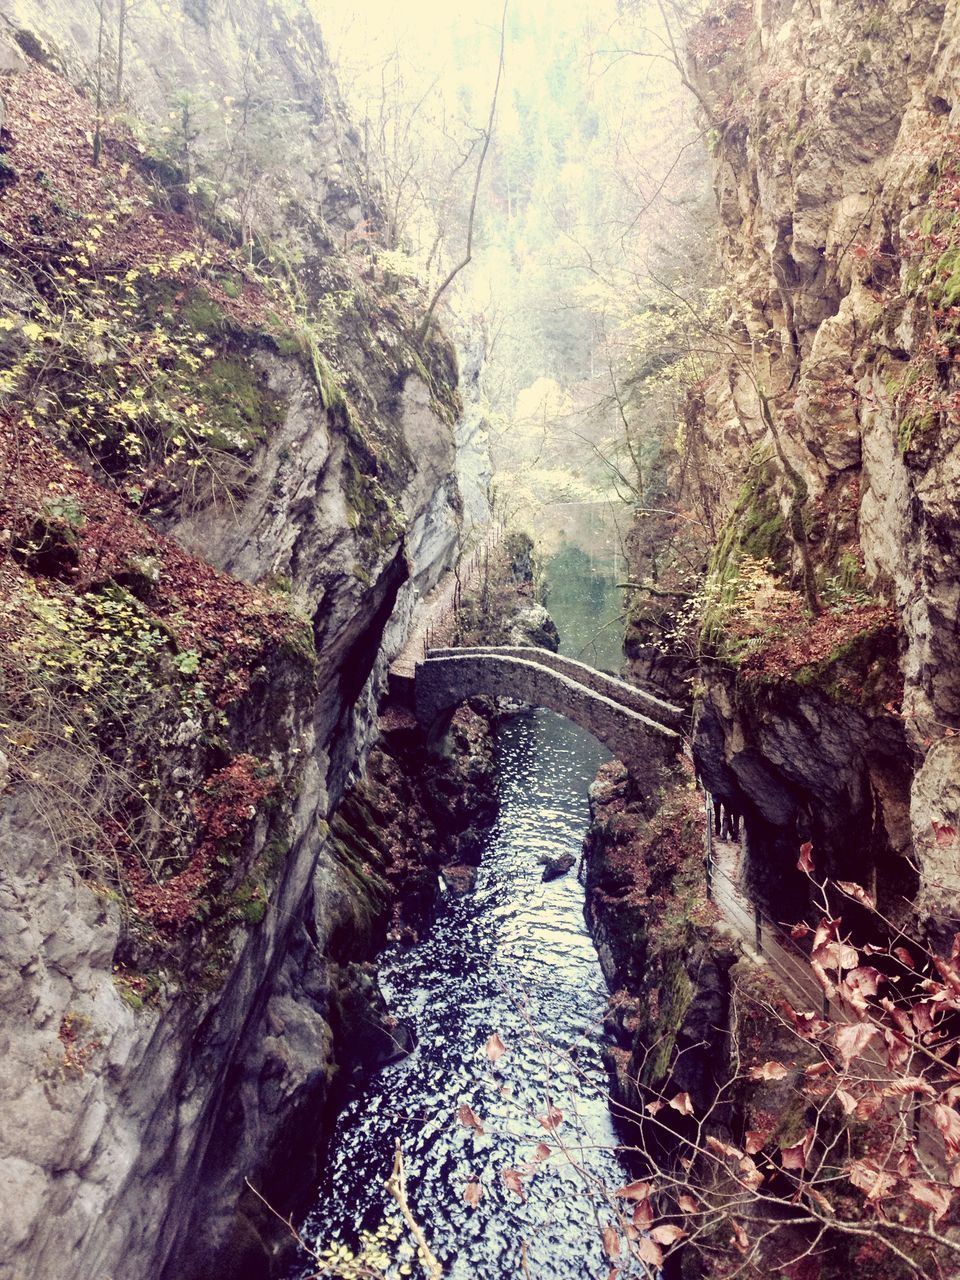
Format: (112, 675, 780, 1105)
(415, 650, 680, 799)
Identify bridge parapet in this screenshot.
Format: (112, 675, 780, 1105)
(427, 646, 685, 730)
(415, 650, 680, 795)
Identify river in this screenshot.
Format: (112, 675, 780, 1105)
(288, 512, 636, 1278)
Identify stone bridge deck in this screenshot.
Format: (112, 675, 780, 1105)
(413, 646, 683, 792)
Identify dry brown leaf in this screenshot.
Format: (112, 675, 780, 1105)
(615, 1180, 652, 1201)
(650, 1224, 686, 1245)
(601, 1225, 621, 1260)
(748, 1060, 788, 1082)
(485, 1031, 507, 1064)
(636, 1236, 663, 1268)
(457, 1103, 484, 1135)
(907, 1178, 952, 1221)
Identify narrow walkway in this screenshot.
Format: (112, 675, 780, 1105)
(390, 526, 502, 683)
(706, 802, 944, 1168)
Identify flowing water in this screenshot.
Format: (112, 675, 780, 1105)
(289, 513, 635, 1279)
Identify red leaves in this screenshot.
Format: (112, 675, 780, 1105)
(668, 1091, 694, 1117)
(729, 1221, 750, 1255)
(614, 1180, 652, 1202)
(650, 1224, 686, 1245)
(834, 1022, 881, 1069)
(934, 1104, 960, 1158)
(537, 1104, 564, 1131)
(485, 1031, 507, 1064)
(636, 1236, 663, 1268)
(907, 1179, 953, 1221)
(706, 1135, 743, 1160)
(744, 1130, 769, 1155)
(797, 842, 815, 874)
(780, 1128, 814, 1173)
(501, 1168, 526, 1202)
(837, 880, 876, 911)
(457, 1104, 484, 1135)
(748, 1061, 788, 1082)
(932, 821, 957, 848)
(848, 1158, 897, 1201)
(601, 1225, 621, 1260)
(463, 1181, 482, 1207)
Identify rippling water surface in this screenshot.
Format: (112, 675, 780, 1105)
(289, 709, 642, 1279)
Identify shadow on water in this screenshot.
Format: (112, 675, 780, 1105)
(288, 533, 641, 1278)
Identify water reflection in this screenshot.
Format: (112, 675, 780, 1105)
(541, 504, 626, 673)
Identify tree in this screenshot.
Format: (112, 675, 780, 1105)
(415, 0, 508, 345)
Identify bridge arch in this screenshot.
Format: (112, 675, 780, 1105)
(414, 648, 681, 794)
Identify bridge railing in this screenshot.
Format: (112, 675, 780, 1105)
(426, 644, 684, 730)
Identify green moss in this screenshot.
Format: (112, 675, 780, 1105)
(642, 957, 695, 1087)
(192, 355, 283, 453)
(898, 407, 935, 454)
(701, 453, 788, 647)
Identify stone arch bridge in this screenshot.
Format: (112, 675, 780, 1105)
(407, 646, 684, 792)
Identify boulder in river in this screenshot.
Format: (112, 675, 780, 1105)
(540, 853, 576, 881)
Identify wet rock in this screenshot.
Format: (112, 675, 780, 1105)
(440, 864, 477, 896)
(539, 853, 576, 881)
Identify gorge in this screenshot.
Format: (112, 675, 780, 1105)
(1, 2, 960, 1280)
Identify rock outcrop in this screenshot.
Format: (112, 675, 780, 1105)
(0, 6, 474, 1279)
(681, 0, 960, 928)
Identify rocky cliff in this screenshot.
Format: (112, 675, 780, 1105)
(0, 5, 476, 1278)
(680, 0, 960, 931)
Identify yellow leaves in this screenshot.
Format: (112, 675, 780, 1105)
(21, 322, 45, 342)
(113, 399, 143, 419)
(0, 317, 15, 330)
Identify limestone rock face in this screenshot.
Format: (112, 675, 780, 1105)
(687, 0, 960, 919)
(0, 7, 467, 1280)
